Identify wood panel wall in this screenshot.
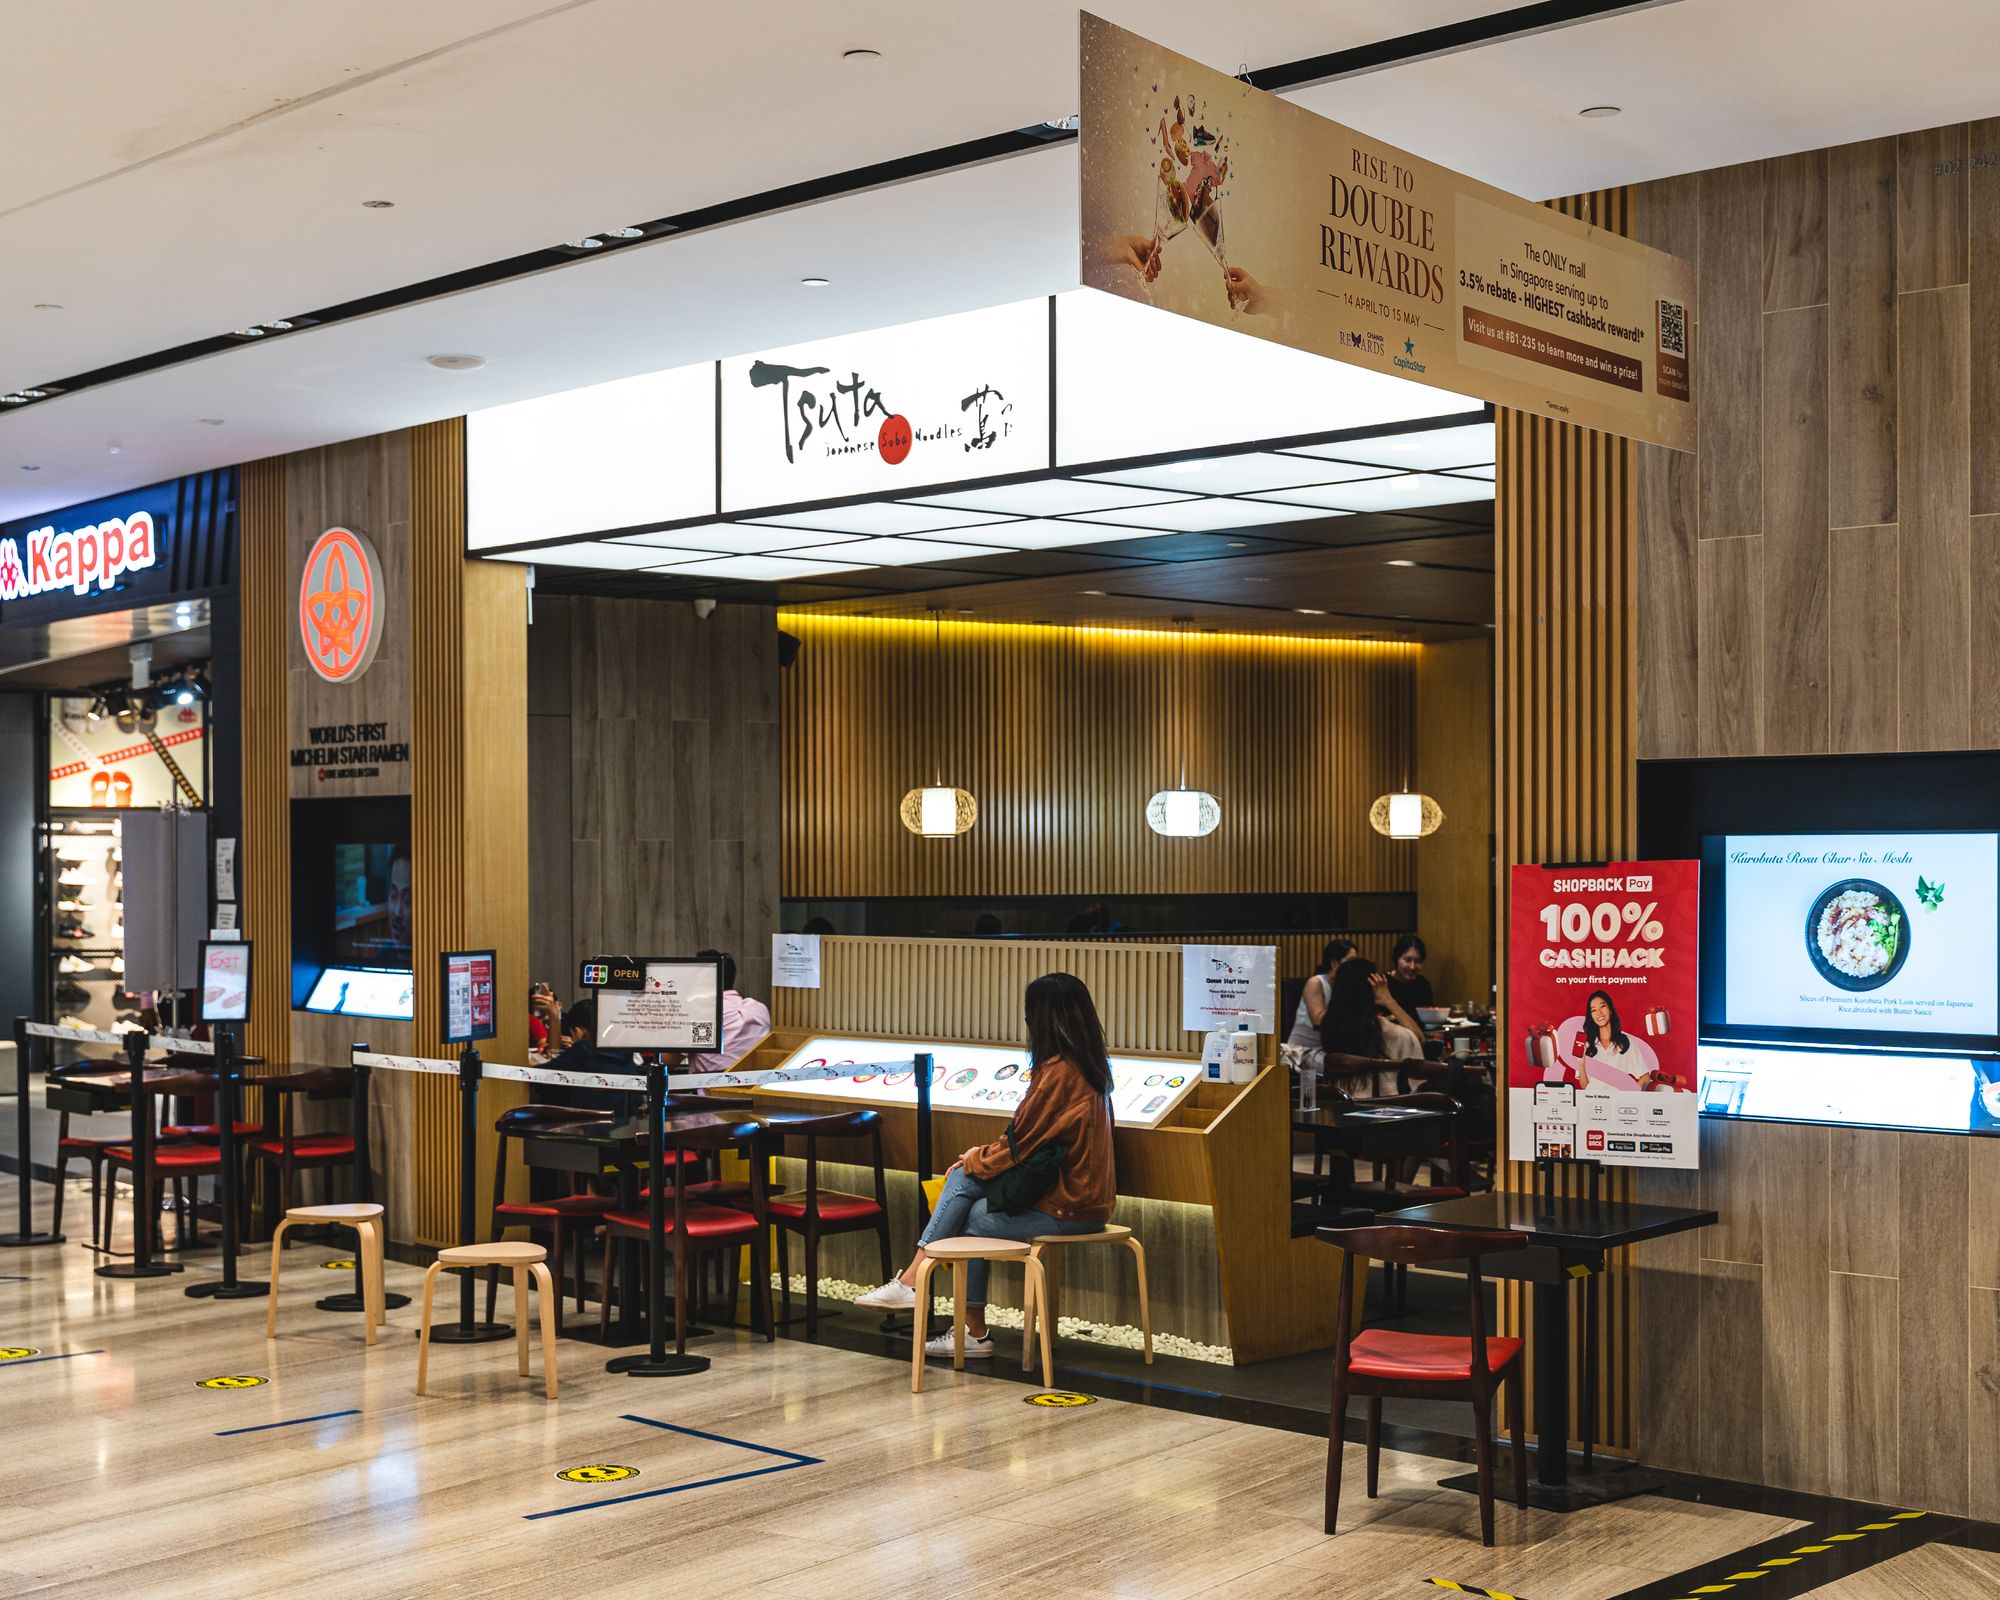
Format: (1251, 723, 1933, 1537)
(1628, 122, 2000, 1515)
(1495, 187, 1643, 1457)
(779, 614, 1419, 900)
(1417, 638, 1496, 1007)
(526, 594, 781, 1000)
(237, 458, 291, 1071)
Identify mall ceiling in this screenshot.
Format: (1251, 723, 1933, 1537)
(2, 0, 1994, 606)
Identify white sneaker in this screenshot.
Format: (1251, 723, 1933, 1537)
(854, 1279, 916, 1311)
(925, 1329, 994, 1360)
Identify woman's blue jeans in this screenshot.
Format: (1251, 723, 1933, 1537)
(917, 1165, 1102, 1303)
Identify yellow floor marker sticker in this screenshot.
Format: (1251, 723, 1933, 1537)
(197, 1375, 268, 1389)
(1025, 1392, 1097, 1407)
(0, 1347, 41, 1361)
(556, 1464, 638, 1484)
(319, 1260, 355, 1271)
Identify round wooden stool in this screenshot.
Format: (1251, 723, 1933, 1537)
(417, 1242, 558, 1400)
(910, 1236, 1051, 1393)
(266, 1203, 386, 1344)
(1020, 1224, 1152, 1371)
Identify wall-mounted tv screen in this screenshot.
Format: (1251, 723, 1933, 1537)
(302, 965, 414, 1021)
(332, 841, 412, 969)
(1640, 753, 2000, 1138)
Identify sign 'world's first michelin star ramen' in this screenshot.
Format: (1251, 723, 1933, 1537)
(0, 510, 157, 600)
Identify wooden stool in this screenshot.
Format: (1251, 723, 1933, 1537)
(266, 1203, 386, 1344)
(418, 1242, 558, 1400)
(1020, 1224, 1153, 1371)
(910, 1236, 1051, 1393)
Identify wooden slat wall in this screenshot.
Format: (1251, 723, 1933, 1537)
(1495, 186, 1641, 1457)
(237, 458, 290, 1070)
(1416, 638, 1496, 1008)
(780, 614, 1419, 899)
(1628, 120, 2000, 1514)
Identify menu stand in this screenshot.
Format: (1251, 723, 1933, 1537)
(318, 1052, 410, 1314)
(608, 1051, 706, 1377)
(423, 1045, 511, 1344)
(184, 1031, 264, 1300)
(1535, 1154, 1605, 1468)
(0, 1017, 61, 1247)
(96, 1028, 181, 1278)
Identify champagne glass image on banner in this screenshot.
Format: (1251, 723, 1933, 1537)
(1805, 879, 1911, 992)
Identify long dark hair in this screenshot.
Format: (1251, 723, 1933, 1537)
(1582, 989, 1629, 1056)
(1320, 958, 1387, 1059)
(1025, 972, 1113, 1094)
(1319, 938, 1355, 973)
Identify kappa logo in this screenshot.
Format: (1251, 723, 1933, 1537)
(299, 526, 385, 684)
(0, 510, 158, 600)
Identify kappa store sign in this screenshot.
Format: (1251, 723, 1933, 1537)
(0, 510, 157, 600)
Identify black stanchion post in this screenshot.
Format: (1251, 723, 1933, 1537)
(1, 1017, 60, 1247)
(914, 1051, 935, 1188)
(317, 1047, 409, 1314)
(97, 1026, 179, 1278)
(186, 1028, 261, 1299)
(426, 1044, 510, 1344)
(608, 1051, 706, 1377)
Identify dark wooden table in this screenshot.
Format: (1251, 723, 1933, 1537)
(1292, 1103, 1452, 1216)
(1382, 1188, 1718, 1502)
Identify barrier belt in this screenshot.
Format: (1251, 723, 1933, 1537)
(351, 1050, 911, 1093)
(22, 1021, 214, 1055)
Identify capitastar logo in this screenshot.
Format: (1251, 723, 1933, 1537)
(299, 525, 384, 683)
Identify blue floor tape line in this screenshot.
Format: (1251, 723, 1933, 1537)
(619, 1412, 822, 1465)
(0, 1349, 106, 1370)
(524, 1457, 815, 1519)
(215, 1409, 361, 1437)
(1060, 1367, 1222, 1400)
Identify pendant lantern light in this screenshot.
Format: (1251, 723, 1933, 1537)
(1146, 618, 1221, 838)
(899, 608, 976, 839)
(1369, 738, 1443, 839)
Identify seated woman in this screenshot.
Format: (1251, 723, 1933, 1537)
(1283, 938, 1355, 1054)
(1317, 957, 1425, 1098)
(856, 972, 1116, 1359)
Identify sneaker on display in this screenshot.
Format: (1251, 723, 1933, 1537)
(56, 898, 90, 912)
(57, 954, 92, 973)
(108, 922, 124, 942)
(55, 921, 92, 941)
(55, 980, 88, 1007)
(114, 1019, 145, 1034)
(54, 847, 85, 864)
(57, 870, 86, 888)
(854, 1279, 918, 1311)
(56, 1014, 89, 1031)
(924, 1329, 993, 1360)
(108, 956, 124, 975)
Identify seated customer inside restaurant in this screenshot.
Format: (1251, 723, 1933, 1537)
(1318, 958, 1425, 1096)
(1283, 938, 1356, 1053)
(686, 948, 771, 1073)
(1384, 934, 1435, 1016)
(856, 972, 1116, 1357)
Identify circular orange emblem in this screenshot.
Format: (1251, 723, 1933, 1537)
(300, 526, 383, 683)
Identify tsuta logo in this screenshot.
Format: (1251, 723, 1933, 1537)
(0, 510, 157, 600)
(299, 525, 384, 683)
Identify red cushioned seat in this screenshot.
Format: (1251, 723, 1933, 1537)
(604, 1204, 759, 1241)
(1346, 1328, 1524, 1382)
(250, 1135, 355, 1159)
(106, 1145, 221, 1170)
(163, 1121, 262, 1140)
(763, 1190, 884, 1223)
(58, 1135, 125, 1152)
(495, 1195, 616, 1220)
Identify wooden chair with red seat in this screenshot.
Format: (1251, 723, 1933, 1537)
(482, 1105, 616, 1326)
(47, 1059, 132, 1251)
(755, 1109, 891, 1338)
(244, 1067, 360, 1238)
(104, 1069, 225, 1253)
(1315, 1222, 1529, 1547)
(1344, 1091, 1466, 1308)
(596, 1118, 773, 1352)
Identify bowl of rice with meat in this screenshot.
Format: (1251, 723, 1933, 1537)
(1804, 879, 1910, 991)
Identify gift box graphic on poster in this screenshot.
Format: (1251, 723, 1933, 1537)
(1507, 860, 1700, 1169)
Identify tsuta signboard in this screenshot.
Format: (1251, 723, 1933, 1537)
(0, 510, 157, 600)
(1507, 861, 1700, 1169)
(299, 526, 385, 683)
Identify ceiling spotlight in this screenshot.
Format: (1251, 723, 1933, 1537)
(800, 275, 830, 287)
(603, 227, 644, 239)
(21, 389, 47, 399)
(85, 697, 104, 724)
(264, 319, 293, 331)
(233, 326, 266, 337)
(1578, 105, 1621, 118)
(427, 353, 487, 371)
(842, 47, 882, 62)
(106, 443, 121, 456)
(199, 418, 225, 426)
(565, 237, 605, 250)
(362, 199, 395, 209)
(0, 395, 26, 406)
(175, 687, 196, 707)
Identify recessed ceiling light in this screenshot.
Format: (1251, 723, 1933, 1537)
(1227, 541, 1248, 548)
(428, 353, 487, 371)
(800, 275, 831, 287)
(842, 47, 881, 62)
(603, 227, 644, 239)
(1080, 589, 1105, 596)
(1386, 558, 1417, 567)
(1579, 105, 1621, 118)
(362, 199, 395, 209)
(566, 237, 604, 250)
(264, 319, 293, 331)
(199, 418, 224, 426)
(21, 389, 48, 399)
(32, 302, 61, 310)
(233, 327, 265, 337)
(106, 444, 121, 456)
(20, 464, 39, 471)
(1296, 608, 1326, 615)
(957, 608, 974, 615)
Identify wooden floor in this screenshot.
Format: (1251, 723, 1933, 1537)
(0, 1175, 1821, 1599)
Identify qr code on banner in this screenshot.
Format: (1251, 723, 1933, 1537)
(1657, 297, 1687, 356)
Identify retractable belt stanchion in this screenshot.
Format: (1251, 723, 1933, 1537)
(97, 1027, 180, 1278)
(184, 1029, 262, 1299)
(427, 1043, 511, 1344)
(1, 1016, 61, 1247)
(908, 1050, 936, 1338)
(607, 1050, 706, 1378)
(319, 1048, 409, 1314)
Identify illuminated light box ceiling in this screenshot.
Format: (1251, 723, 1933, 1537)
(465, 289, 1493, 577)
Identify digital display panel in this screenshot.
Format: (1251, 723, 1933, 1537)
(302, 965, 415, 1021)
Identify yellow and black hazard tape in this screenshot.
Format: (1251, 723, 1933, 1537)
(1429, 1581, 1526, 1599)
(1657, 1510, 1928, 1599)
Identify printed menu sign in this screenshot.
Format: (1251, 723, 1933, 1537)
(1506, 862, 1699, 1169)
(1180, 944, 1277, 1033)
(442, 950, 497, 1044)
(595, 959, 722, 1053)
(1080, 14, 1698, 451)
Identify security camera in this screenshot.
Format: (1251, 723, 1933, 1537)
(692, 597, 717, 620)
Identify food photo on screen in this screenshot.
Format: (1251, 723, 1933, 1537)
(1711, 831, 1999, 1043)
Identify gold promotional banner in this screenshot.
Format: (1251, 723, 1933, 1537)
(1079, 14, 1696, 451)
